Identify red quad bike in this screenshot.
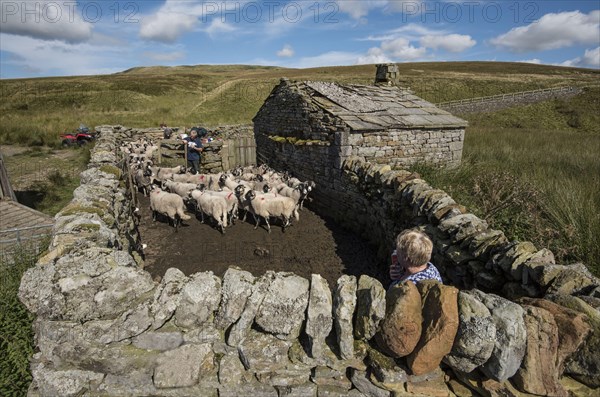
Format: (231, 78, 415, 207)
(61, 125, 95, 147)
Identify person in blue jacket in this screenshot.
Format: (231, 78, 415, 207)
(182, 129, 203, 174)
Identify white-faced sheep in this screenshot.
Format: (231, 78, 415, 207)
(149, 187, 191, 231)
(243, 189, 299, 233)
(189, 189, 228, 234)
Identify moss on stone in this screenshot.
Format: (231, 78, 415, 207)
(60, 204, 105, 218)
(74, 223, 101, 233)
(99, 164, 123, 179)
(367, 344, 399, 371)
(269, 136, 287, 143)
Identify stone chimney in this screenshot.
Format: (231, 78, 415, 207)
(374, 63, 399, 86)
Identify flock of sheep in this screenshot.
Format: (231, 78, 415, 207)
(122, 138, 316, 233)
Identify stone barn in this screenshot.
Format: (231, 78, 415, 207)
(253, 64, 468, 175)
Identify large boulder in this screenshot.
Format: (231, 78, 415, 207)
(228, 272, 274, 346)
(334, 275, 357, 359)
(174, 271, 221, 329)
(466, 290, 526, 382)
(545, 263, 599, 296)
(444, 291, 496, 373)
(376, 281, 422, 358)
(151, 267, 187, 329)
(215, 267, 255, 331)
(218, 353, 254, 387)
(350, 369, 391, 397)
(31, 364, 105, 397)
(407, 281, 459, 376)
(77, 265, 155, 322)
(305, 274, 333, 359)
(255, 272, 309, 340)
(519, 298, 591, 376)
(512, 305, 568, 397)
(546, 294, 600, 388)
(438, 213, 489, 244)
(238, 330, 292, 372)
(153, 343, 212, 388)
(354, 275, 386, 341)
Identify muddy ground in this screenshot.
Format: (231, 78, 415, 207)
(136, 193, 390, 289)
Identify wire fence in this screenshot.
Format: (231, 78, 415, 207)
(0, 224, 53, 265)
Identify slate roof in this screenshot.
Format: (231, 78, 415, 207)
(300, 81, 468, 131)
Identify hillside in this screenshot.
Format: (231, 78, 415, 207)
(1, 62, 599, 145)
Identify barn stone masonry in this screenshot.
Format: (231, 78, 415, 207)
(253, 73, 467, 171)
(17, 125, 600, 396)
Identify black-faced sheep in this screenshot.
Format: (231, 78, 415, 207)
(243, 190, 299, 233)
(134, 167, 153, 197)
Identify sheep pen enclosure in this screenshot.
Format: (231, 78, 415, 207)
(18, 125, 600, 397)
(137, 192, 388, 289)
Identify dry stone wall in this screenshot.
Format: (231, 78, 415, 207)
(18, 126, 600, 396)
(439, 87, 583, 114)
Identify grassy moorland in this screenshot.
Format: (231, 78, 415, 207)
(1, 62, 599, 276)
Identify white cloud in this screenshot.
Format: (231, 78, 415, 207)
(561, 46, 600, 69)
(0, 33, 126, 76)
(356, 47, 392, 64)
(380, 38, 427, 60)
(143, 51, 186, 62)
(0, 0, 93, 43)
(277, 44, 295, 58)
(582, 46, 600, 68)
(519, 59, 542, 64)
(358, 24, 446, 42)
(139, 10, 198, 42)
(491, 11, 600, 53)
(293, 51, 363, 68)
(202, 19, 237, 38)
(335, 0, 387, 20)
(420, 34, 476, 53)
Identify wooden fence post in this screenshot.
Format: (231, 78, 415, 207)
(221, 142, 230, 171)
(184, 142, 188, 171)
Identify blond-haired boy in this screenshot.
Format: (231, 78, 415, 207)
(389, 229, 442, 287)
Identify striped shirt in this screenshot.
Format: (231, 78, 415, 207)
(390, 262, 442, 287)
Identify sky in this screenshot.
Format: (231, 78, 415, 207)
(0, 0, 599, 78)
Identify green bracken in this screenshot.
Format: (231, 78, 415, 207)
(0, 246, 45, 396)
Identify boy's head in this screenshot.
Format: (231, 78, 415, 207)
(395, 229, 433, 268)
(190, 130, 198, 138)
